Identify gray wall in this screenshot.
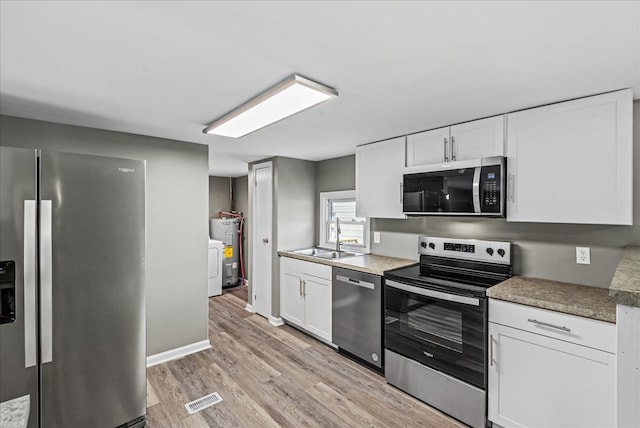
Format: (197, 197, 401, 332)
(317, 154, 356, 193)
(0, 115, 209, 356)
(316, 101, 640, 288)
(208, 176, 231, 219)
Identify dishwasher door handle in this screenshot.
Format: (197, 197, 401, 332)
(336, 274, 375, 290)
(336, 275, 376, 290)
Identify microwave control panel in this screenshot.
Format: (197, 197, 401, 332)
(480, 165, 502, 213)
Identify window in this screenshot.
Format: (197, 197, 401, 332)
(319, 190, 370, 253)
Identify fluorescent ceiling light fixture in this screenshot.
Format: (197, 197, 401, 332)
(203, 74, 338, 138)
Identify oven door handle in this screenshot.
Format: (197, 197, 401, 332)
(386, 280, 480, 306)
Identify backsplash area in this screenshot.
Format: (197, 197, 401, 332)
(371, 216, 630, 288)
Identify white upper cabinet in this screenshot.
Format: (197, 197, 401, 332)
(406, 126, 450, 166)
(406, 115, 505, 167)
(506, 89, 633, 225)
(356, 136, 406, 219)
(450, 115, 505, 162)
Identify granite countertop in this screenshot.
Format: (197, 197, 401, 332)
(609, 246, 640, 308)
(487, 276, 616, 323)
(278, 251, 417, 276)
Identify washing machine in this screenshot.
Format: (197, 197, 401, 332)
(208, 239, 224, 297)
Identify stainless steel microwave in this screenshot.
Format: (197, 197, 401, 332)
(402, 156, 505, 216)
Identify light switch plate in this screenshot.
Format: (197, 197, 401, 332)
(576, 247, 590, 264)
(373, 232, 381, 244)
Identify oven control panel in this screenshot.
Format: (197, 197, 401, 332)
(419, 236, 511, 264)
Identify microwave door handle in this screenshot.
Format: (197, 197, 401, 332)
(472, 167, 481, 213)
(386, 280, 480, 306)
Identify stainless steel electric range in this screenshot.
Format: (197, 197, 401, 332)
(384, 236, 512, 428)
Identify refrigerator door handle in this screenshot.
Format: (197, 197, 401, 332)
(41, 200, 53, 364)
(24, 200, 37, 368)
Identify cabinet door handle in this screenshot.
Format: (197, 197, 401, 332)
(527, 318, 571, 333)
(299, 278, 302, 297)
(399, 182, 403, 205)
(302, 279, 306, 297)
(489, 334, 495, 367)
(451, 136, 456, 161)
(443, 137, 449, 162)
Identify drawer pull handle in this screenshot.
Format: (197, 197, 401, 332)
(527, 318, 571, 333)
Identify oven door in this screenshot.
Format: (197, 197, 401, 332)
(385, 279, 487, 389)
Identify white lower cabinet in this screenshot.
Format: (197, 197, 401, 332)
(280, 257, 331, 343)
(488, 299, 616, 428)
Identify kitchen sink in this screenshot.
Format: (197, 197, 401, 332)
(314, 251, 359, 259)
(292, 247, 361, 259)
(292, 247, 332, 257)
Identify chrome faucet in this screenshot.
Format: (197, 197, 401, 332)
(335, 217, 341, 253)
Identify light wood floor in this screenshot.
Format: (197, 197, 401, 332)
(145, 286, 465, 427)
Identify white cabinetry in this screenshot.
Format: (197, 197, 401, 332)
(406, 115, 505, 167)
(355, 136, 406, 219)
(506, 89, 632, 224)
(488, 299, 616, 428)
(280, 257, 332, 343)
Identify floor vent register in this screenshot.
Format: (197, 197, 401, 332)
(184, 392, 223, 414)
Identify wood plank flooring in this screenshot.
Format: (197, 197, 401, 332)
(146, 286, 465, 427)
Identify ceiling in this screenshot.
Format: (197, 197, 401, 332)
(1, 1, 638, 177)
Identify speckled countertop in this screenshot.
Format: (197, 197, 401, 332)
(278, 251, 417, 276)
(487, 277, 616, 323)
(609, 246, 640, 308)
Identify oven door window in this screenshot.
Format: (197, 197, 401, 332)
(385, 284, 486, 389)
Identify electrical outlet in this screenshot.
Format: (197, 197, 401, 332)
(373, 232, 381, 244)
(576, 247, 591, 264)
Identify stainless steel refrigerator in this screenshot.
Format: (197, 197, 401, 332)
(0, 148, 146, 427)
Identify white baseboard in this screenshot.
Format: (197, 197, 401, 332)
(269, 316, 284, 327)
(146, 339, 211, 368)
(245, 303, 255, 313)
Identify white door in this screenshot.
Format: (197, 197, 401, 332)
(279, 269, 305, 328)
(449, 115, 505, 161)
(405, 127, 450, 166)
(488, 322, 616, 428)
(355, 136, 406, 219)
(506, 89, 632, 224)
(252, 161, 272, 318)
(303, 275, 332, 342)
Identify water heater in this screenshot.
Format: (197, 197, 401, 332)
(209, 218, 241, 287)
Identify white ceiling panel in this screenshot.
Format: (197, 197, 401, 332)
(1, 1, 638, 176)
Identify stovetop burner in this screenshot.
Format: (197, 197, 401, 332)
(384, 236, 513, 298)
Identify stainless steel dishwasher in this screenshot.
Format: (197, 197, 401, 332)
(332, 267, 383, 372)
